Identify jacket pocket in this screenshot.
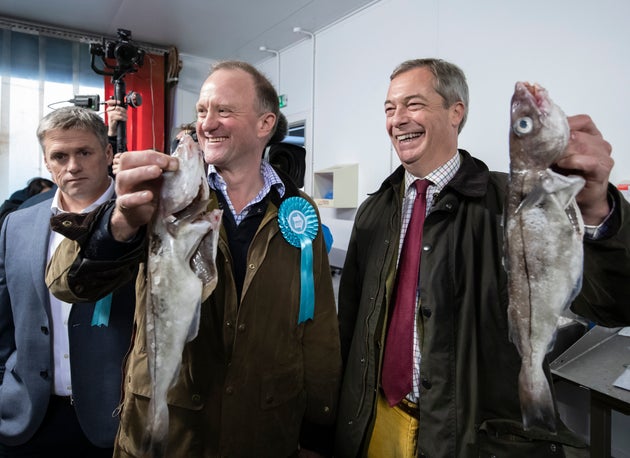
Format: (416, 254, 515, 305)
(477, 419, 585, 458)
(477, 430, 565, 457)
(260, 368, 303, 409)
(126, 347, 204, 411)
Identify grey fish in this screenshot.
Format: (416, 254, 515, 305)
(505, 82, 585, 432)
(145, 135, 222, 456)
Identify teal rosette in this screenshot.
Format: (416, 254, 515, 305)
(278, 197, 319, 324)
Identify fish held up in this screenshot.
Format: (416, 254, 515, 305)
(505, 82, 585, 432)
(144, 135, 222, 456)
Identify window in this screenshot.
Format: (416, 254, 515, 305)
(0, 29, 104, 202)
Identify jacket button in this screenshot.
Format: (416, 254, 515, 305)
(75, 285, 84, 294)
(422, 307, 432, 318)
(248, 263, 255, 270)
(226, 321, 233, 328)
(62, 220, 72, 227)
(550, 444, 557, 453)
(40, 370, 49, 379)
(40, 326, 49, 335)
(225, 386, 234, 395)
(421, 378, 432, 389)
(445, 202, 453, 211)
(422, 244, 432, 252)
(191, 394, 201, 403)
(237, 323, 246, 333)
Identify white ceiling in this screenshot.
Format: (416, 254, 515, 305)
(0, 0, 378, 63)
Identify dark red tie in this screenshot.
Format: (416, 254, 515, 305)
(382, 179, 431, 406)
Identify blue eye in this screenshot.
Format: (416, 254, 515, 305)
(514, 116, 533, 135)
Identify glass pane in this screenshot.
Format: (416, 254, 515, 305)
(45, 37, 73, 83)
(10, 33, 38, 79)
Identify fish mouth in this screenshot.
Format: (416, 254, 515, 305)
(396, 131, 424, 143)
(516, 81, 551, 115)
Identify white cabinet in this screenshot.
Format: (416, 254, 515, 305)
(313, 164, 358, 208)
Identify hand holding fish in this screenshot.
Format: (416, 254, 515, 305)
(111, 150, 179, 241)
(555, 114, 614, 225)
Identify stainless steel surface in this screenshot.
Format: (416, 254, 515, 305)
(550, 326, 630, 404)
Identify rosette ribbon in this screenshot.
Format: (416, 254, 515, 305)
(278, 197, 319, 324)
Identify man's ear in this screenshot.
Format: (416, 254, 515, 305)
(106, 143, 114, 166)
(258, 112, 277, 139)
(450, 101, 465, 129)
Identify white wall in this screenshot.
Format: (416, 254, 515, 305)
(171, 0, 630, 248)
(173, 0, 630, 262)
(250, 0, 630, 251)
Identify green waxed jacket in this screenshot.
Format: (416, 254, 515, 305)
(334, 150, 630, 458)
(46, 179, 341, 457)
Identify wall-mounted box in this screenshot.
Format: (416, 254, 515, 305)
(313, 164, 358, 208)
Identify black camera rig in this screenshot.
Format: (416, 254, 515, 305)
(89, 28, 145, 80)
(88, 28, 145, 153)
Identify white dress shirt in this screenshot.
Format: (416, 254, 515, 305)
(47, 179, 115, 396)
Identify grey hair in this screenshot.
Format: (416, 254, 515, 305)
(36, 106, 109, 150)
(390, 58, 469, 133)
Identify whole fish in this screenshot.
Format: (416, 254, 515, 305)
(145, 134, 222, 456)
(505, 82, 585, 432)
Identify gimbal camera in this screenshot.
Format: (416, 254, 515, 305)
(88, 28, 145, 152)
(89, 28, 145, 80)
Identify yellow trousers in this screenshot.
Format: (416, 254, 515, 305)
(367, 392, 419, 458)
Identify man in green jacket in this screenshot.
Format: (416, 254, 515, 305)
(334, 58, 630, 457)
(47, 61, 341, 457)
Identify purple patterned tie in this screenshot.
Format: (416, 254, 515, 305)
(382, 179, 430, 406)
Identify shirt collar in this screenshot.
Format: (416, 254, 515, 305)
(403, 151, 461, 193)
(207, 160, 285, 198)
(50, 177, 115, 215)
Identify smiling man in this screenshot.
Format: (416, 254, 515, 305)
(334, 58, 630, 457)
(45, 61, 341, 457)
(0, 106, 135, 457)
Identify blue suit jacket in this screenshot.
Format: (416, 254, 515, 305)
(0, 198, 135, 447)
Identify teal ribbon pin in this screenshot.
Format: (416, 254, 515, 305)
(91, 293, 112, 327)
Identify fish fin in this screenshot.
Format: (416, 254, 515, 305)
(542, 172, 585, 209)
(546, 328, 559, 355)
(568, 273, 583, 306)
(546, 274, 583, 356)
(518, 362, 557, 432)
(186, 301, 202, 343)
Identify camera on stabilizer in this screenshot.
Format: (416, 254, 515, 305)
(89, 28, 145, 77)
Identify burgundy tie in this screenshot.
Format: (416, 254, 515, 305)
(382, 179, 431, 406)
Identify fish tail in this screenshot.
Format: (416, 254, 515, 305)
(518, 362, 557, 432)
(142, 397, 170, 458)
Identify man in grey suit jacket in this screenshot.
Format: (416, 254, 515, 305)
(0, 106, 135, 457)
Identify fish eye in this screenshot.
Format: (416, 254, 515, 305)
(514, 116, 533, 135)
